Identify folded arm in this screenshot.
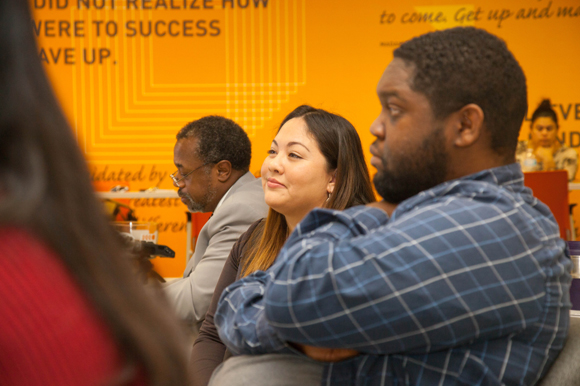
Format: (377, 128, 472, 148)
(214, 206, 388, 355)
(215, 270, 289, 355)
(264, 200, 548, 355)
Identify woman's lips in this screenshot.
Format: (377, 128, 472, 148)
(267, 178, 285, 188)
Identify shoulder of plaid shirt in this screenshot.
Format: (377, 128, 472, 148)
(214, 163, 571, 386)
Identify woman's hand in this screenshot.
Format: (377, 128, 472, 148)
(291, 343, 359, 362)
(534, 146, 556, 171)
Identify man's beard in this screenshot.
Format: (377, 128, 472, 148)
(179, 187, 217, 213)
(373, 126, 448, 204)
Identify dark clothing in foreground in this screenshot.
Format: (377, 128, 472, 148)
(215, 164, 571, 386)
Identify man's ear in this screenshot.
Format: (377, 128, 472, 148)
(215, 160, 232, 182)
(451, 104, 485, 148)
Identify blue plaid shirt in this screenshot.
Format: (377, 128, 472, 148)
(215, 164, 571, 385)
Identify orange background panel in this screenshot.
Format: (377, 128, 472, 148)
(33, 0, 580, 277)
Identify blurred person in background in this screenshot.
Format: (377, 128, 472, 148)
(0, 1, 189, 385)
(516, 99, 578, 181)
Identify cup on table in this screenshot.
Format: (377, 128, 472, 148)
(112, 221, 159, 244)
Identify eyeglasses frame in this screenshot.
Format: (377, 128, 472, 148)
(170, 163, 210, 187)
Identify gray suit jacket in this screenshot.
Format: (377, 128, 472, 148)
(164, 172, 268, 332)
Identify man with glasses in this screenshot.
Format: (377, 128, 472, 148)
(165, 115, 268, 335)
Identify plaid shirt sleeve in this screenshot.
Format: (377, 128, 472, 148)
(214, 269, 289, 355)
(264, 192, 567, 355)
(214, 207, 388, 355)
(215, 166, 570, 385)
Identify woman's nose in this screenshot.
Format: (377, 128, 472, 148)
(268, 154, 283, 173)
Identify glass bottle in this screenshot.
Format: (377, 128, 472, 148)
(522, 148, 539, 172)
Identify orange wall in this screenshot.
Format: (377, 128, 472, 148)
(33, 0, 580, 276)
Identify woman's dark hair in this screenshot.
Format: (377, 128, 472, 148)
(0, 1, 188, 384)
(241, 105, 375, 276)
(531, 99, 559, 128)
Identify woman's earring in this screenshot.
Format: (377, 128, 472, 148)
(326, 192, 331, 202)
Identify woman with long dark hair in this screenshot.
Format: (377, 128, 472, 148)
(0, 1, 189, 385)
(190, 105, 376, 386)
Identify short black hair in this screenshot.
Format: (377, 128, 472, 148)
(394, 27, 527, 158)
(531, 99, 558, 128)
(176, 116, 251, 171)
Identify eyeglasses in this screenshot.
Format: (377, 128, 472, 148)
(170, 163, 209, 187)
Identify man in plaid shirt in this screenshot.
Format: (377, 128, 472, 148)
(212, 27, 571, 386)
